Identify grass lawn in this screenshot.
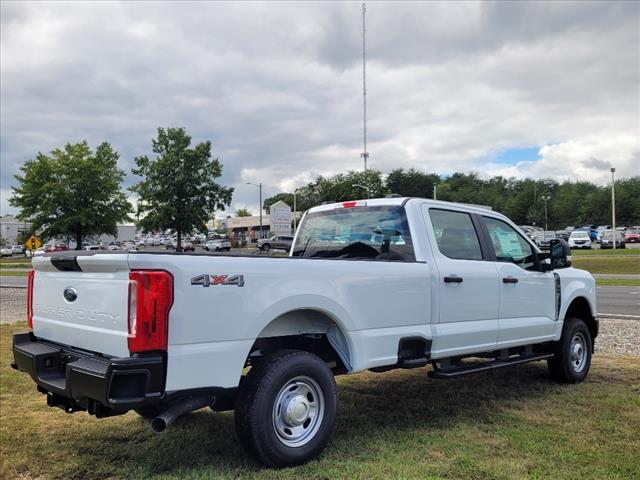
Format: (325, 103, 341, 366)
(0, 270, 29, 277)
(571, 248, 640, 256)
(571, 256, 640, 275)
(1, 322, 639, 480)
(596, 278, 640, 287)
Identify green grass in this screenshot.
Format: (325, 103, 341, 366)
(0, 257, 31, 264)
(0, 262, 31, 269)
(0, 270, 29, 277)
(596, 278, 640, 287)
(1, 322, 639, 480)
(571, 248, 640, 256)
(572, 256, 640, 275)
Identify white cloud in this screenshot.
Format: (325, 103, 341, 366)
(1, 1, 638, 215)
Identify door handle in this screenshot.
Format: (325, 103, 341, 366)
(444, 275, 463, 283)
(502, 277, 519, 284)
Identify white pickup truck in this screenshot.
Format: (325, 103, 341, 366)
(12, 197, 598, 467)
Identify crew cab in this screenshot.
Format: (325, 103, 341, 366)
(12, 198, 598, 467)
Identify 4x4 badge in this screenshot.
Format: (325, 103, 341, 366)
(190, 274, 244, 287)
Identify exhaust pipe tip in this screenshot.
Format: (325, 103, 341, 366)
(151, 417, 167, 433)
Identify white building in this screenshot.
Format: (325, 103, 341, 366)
(0, 216, 32, 245)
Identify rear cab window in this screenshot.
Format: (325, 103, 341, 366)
(428, 209, 483, 260)
(292, 205, 415, 261)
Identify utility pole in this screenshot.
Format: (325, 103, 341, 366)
(611, 167, 616, 249)
(246, 182, 263, 240)
(360, 2, 369, 171)
(293, 188, 300, 233)
(433, 184, 437, 200)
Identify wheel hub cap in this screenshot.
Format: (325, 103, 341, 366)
(570, 332, 587, 372)
(272, 376, 325, 447)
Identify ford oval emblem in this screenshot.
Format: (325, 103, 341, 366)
(63, 287, 78, 302)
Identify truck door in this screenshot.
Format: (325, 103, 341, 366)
(422, 207, 500, 358)
(479, 216, 558, 346)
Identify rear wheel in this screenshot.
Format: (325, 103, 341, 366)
(235, 350, 337, 467)
(548, 317, 592, 383)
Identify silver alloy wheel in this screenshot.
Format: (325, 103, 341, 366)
(272, 375, 325, 447)
(570, 332, 588, 373)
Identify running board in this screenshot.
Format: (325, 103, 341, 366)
(428, 353, 554, 379)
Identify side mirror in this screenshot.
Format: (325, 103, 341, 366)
(549, 238, 572, 269)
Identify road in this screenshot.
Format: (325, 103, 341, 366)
(596, 285, 640, 317)
(1, 275, 638, 318)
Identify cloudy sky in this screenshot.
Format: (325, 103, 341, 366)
(1, 1, 638, 216)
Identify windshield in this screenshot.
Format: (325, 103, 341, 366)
(571, 231, 589, 239)
(602, 231, 623, 240)
(292, 205, 415, 261)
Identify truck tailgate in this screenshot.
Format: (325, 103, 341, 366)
(31, 254, 130, 358)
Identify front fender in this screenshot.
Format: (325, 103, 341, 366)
(557, 268, 597, 321)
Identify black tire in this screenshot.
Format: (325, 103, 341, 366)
(547, 317, 592, 383)
(261, 243, 271, 252)
(234, 350, 337, 468)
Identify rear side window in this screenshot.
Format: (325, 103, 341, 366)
(429, 209, 483, 260)
(292, 205, 415, 261)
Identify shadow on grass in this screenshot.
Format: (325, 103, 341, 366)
(51, 361, 569, 478)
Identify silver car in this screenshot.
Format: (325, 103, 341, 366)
(205, 239, 231, 252)
(257, 235, 294, 252)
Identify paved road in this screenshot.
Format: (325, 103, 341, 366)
(596, 285, 640, 317)
(2, 274, 638, 318)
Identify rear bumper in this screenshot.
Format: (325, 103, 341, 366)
(12, 332, 165, 417)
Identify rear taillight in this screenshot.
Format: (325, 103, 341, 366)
(127, 270, 173, 353)
(27, 270, 35, 328)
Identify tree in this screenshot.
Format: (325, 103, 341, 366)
(385, 168, 440, 198)
(235, 208, 252, 217)
(263, 193, 294, 214)
(10, 141, 131, 249)
(131, 128, 233, 251)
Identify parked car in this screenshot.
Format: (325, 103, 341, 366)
(595, 225, 611, 243)
(205, 239, 231, 252)
(11, 245, 26, 255)
(568, 230, 592, 249)
(535, 231, 557, 250)
(623, 228, 640, 243)
(555, 231, 570, 241)
(166, 240, 195, 252)
(257, 235, 294, 252)
(600, 230, 626, 249)
(83, 245, 102, 251)
(13, 197, 598, 467)
(45, 244, 68, 252)
(0, 246, 13, 257)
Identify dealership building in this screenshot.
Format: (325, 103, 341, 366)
(227, 201, 300, 244)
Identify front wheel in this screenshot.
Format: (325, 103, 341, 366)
(548, 317, 592, 383)
(234, 350, 337, 468)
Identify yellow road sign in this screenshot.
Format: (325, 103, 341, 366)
(25, 235, 42, 251)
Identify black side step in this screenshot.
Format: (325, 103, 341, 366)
(428, 353, 554, 379)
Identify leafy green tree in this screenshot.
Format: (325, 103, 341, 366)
(10, 141, 131, 249)
(131, 128, 233, 251)
(235, 208, 252, 217)
(263, 193, 294, 214)
(385, 168, 440, 198)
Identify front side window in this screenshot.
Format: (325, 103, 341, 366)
(428, 209, 483, 260)
(482, 216, 537, 270)
(292, 205, 414, 261)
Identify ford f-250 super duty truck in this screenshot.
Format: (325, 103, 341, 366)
(12, 197, 597, 467)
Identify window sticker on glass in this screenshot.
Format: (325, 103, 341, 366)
(492, 231, 524, 258)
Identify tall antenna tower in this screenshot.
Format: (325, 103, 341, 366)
(360, 2, 369, 171)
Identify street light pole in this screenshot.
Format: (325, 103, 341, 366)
(611, 167, 616, 249)
(246, 182, 263, 241)
(541, 195, 551, 231)
(352, 183, 371, 199)
(293, 188, 300, 233)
